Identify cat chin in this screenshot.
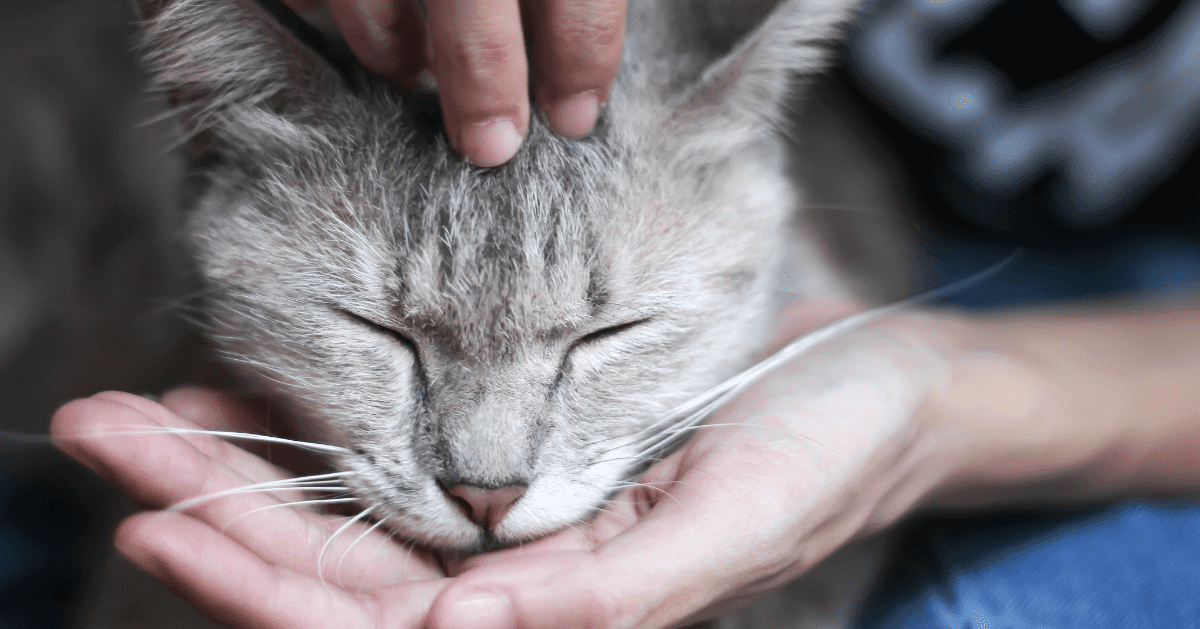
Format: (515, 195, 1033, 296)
(360, 471, 620, 552)
(384, 505, 586, 554)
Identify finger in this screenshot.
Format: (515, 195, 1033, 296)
(429, 443, 822, 629)
(446, 464, 667, 577)
(117, 512, 447, 629)
(446, 526, 593, 576)
(52, 392, 293, 502)
(54, 393, 441, 587)
(523, 0, 626, 138)
(160, 386, 330, 477)
(326, 0, 427, 86)
(426, 0, 528, 166)
(159, 386, 270, 433)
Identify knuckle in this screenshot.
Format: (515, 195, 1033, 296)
(557, 3, 625, 63)
(456, 36, 521, 82)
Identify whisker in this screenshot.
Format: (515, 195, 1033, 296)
(0, 431, 54, 448)
(641, 422, 845, 461)
(586, 503, 637, 529)
(609, 481, 683, 507)
(600, 250, 1023, 468)
(359, 521, 400, 593)
(587, 454, 668, 470)
(80, 426, 351, 454)
(168, 472, 354, 512)
(221, 496, 359, 531)
(172, 485, 351, 511)
(318, 506, 375, 587)
(399, 536, 417, 581)
(336, 516, 389, 589)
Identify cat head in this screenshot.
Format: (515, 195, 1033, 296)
(140, 0, 854, 551)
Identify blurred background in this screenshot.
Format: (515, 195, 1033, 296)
(1, 0, 1197, 626)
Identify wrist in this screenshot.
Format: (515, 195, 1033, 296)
(865, 308, 1099, 510)
(913, 304, 1200, 508)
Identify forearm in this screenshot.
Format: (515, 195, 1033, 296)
(915, 301, 1200, 506)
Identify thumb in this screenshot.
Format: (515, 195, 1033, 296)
(428, 445, 821, 629)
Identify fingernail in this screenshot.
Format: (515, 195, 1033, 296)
(548, 92, 600, 139)
(447, 593, 515, 629)
(459, 118, 522, 167)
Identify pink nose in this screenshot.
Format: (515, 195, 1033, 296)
(445, 484, 527, 530)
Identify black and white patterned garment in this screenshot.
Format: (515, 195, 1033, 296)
(845, 0, 1200, 304)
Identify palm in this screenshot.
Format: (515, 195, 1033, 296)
(53, 389, 449, 628)
(54, 301, 942, 629)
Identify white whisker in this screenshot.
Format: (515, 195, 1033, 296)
(609, 481, 683, 507)
(168, 472, 354, 512)
(318, 506, 375, 587)
(86, 426, 351, 454)
(399, 536, 417, 581)
(222, 496, 359, 531)
(336, 516, 389, 589)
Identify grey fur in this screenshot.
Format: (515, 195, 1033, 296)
(139, 0, 861, 553)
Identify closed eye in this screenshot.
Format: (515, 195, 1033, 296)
(341, 310, 417, 349)
(573, 318, 651, 348)
(554, 318, 651, 391)
(340, 310, 428, 391)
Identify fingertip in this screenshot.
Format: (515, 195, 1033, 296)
(51, 392, 154, 452)
(457, 117, 524, 167)
(525, 0, 624, 138)
(431, 588, 516, 629)
(114, 511, 156, 555)
(326, 0, 427, 87)
(114, 511, 186, 578)
(50, 397, 92, 441)
(545, 91, 600, 139)
(431, 551, 628, 629)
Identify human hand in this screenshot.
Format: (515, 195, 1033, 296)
(52, 388, 449, 629)
(51, 301, 972, 629)
(422, 302, 976, 629)
(282, 0, 627, 167)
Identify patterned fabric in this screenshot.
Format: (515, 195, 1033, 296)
(849, 0, 1200, 230)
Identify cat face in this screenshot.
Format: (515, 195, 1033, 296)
(144, 0, 852, 550)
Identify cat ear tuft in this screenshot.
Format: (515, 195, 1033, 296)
(136, 0, 350, 152)
(669, 0, 855, 151)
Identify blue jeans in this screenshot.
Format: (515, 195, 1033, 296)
(858, 501, 1200, 628)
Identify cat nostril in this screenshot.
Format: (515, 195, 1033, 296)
(442, 483, 527, 530)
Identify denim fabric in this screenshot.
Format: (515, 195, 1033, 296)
(858, 501, 1200, 629)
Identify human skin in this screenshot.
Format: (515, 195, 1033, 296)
(51, 299, 1200, 629)
(280, 0, 627, 167)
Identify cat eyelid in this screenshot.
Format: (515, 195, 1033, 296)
(339, 310, 421, 354)
(572, 317, 652, 348)
(556, 318, 651, 387)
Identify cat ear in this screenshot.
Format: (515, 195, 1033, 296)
(135, 0, 352, 153)
(669, 0, 855, 151)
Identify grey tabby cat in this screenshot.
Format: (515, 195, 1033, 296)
(139, 0, 903, 624)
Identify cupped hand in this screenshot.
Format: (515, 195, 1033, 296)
(50, 300, 971, 629)
(283, 0, 627, 167)
(425, 302, 973, 629)
(52, 388, 448, 629)
(422, 302, 974, 624)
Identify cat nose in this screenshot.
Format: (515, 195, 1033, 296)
(441, 482, 527, 530)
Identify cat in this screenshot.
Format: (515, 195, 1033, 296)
(128, 0, 913, 625)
